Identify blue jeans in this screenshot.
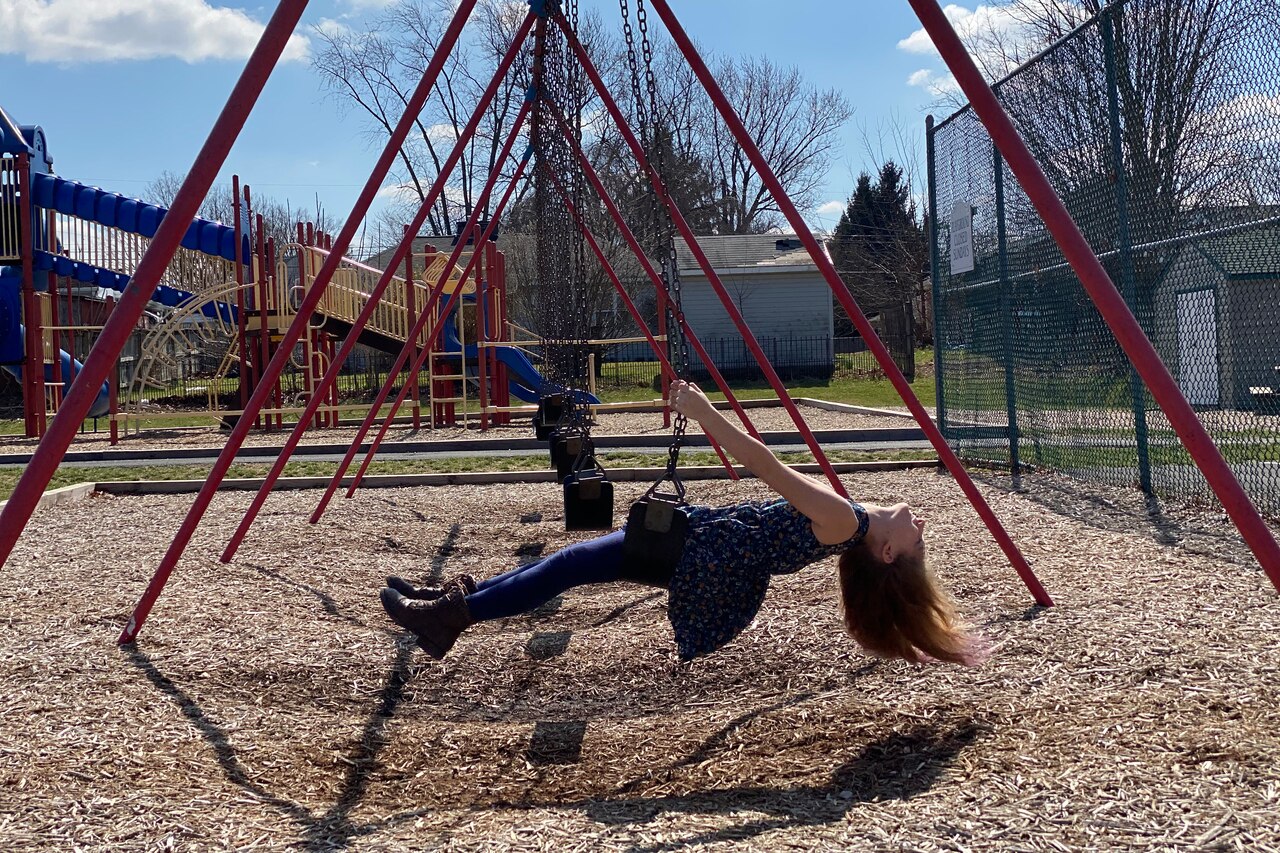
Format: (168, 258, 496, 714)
(465, 530, 629, 622)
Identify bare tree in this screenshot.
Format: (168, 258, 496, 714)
(699, 55, 853, 234)
(142, 171, 333, 295)
(939, 0, 1268, 320)
(601, 39, 854, 235)
(312, 1, 623, 243)
(143, 170, 329, 248)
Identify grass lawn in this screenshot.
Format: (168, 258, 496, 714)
(1, 349, 939, 435)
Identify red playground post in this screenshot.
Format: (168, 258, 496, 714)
(646, 0, 1053, 605)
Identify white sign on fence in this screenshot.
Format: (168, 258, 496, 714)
(949, 200, 975, 274)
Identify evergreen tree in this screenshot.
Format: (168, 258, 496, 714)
(828, 161, 927, 340)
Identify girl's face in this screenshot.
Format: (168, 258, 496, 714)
(883, 502, 926, 561)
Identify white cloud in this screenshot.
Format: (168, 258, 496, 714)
(899, 2, 1041, 95)
(817, 200, 846, 217)
(377, 182, 420, 203)
(0, 0, 311, 64)
(314, 18, 351, 39)
(906, 68, 962, 98)
(897, 3, 1031, 57)
(424, 123, 460, 144)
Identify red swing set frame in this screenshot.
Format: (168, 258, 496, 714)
(2, 0, 1278, 645)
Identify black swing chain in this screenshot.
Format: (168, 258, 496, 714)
(626, 0, 691, 491)
(536, 0, 595, 442)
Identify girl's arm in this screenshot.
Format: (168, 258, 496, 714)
(669, 381, 860, 545)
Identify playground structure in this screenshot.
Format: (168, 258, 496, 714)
(0, 106, 595, 440)
(0, 0, 1275, 657)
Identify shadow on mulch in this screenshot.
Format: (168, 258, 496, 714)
(974, 469, 1256, 565)
(118, 523, 474, 851)
(123, 642, 417, 851)
(577, 720, 987, 852)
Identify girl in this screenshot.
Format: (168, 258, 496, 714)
(380, 381, 981, 665)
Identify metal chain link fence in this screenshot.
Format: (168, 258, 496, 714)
(929, 0, 1280, 514)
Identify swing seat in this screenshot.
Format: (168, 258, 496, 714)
(534, 394, 565, 441)
(553, 435, 592, 482)
(563, 468, 615, 531)
(622, 491, 689, 575)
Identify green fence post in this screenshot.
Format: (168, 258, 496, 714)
(1102, 9, 1153, 494)
(926, 114, 948, 436)
(991, 108, 1022, 475)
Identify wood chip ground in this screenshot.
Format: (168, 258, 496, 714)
(2, 454, 1279, 849)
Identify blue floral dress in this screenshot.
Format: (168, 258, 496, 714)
(665, 498, 869, 660)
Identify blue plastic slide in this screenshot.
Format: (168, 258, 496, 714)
(30, 174, 251, 263)
(1, 268, 109, 417)
(437, 312, 599, 404)
(1, 327, 112, 419)
(0, 263, 112, 417)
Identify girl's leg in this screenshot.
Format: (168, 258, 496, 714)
(466, 530, 626, 621)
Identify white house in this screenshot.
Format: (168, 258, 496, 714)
(673, 234, 835, 375)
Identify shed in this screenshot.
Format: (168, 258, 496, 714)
(1155, 222, 1280, 411)
(673, 234, 834, 376)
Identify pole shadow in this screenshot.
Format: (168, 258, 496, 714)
(121, 524, 466, 851)
(584, 719, 988, 852)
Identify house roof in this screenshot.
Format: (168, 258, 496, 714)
(675, 234, 825, 273)
(1192, 225, 1280, 278)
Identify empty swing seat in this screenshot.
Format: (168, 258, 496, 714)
(534, 394, 565, 440)
(563, 466, 614, 531)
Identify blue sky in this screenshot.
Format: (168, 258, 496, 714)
(0, 1, 1005, 234)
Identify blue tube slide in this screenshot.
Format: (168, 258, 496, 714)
(436, 309, 599, 405)
(0, 325, 111, 419)
(30, 250, 235, 322)
(30, 173, 251, 263)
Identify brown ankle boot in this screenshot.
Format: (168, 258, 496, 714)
(379, 586, 474, 659)
(385, 573, 477, 601)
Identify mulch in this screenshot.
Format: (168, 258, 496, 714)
(2, 467, 1278, 851)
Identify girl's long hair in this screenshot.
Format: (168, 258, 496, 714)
(837, 543, 984, 665)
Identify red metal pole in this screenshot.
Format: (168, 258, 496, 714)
(544, 101, 762, 443)
(648, 0, 1058, 603)
(338, 151, 533, 503)
(548, 169, 739, 478)
(327, 335, 339, 428)
(117, 0, 486, 640)
(220, 86, 535, 560)
(17, 153, 41, 437)
(295, 223, 315, 428)
(0, 0, 308, 573)
(494, 244, 511, 425)
(106, 294, 118, 446)
(552, 16, 846, 494)
(254, 210, 269, 430)
(475, 235, 490, 430)
(267, 235, 283, 430)
(901, 0, 1280, 592)
(54, 210, 70, 417)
